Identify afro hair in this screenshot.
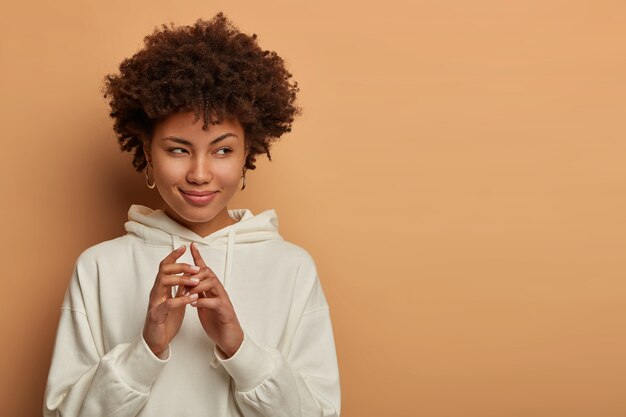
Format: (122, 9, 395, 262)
(101, 12, 302, 172)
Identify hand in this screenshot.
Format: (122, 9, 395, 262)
(142, 245, 201, 358)
(188, 242, 244, 358)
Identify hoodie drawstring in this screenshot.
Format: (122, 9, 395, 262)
(168, 231, 237, 369)
(208, 229, 236, 369)
(224, 229, 236, 292)
(172, 234, 181, 251)
(124, 205, 281, 369)
(171, 235, 182, 298)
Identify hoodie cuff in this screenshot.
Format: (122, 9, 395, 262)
(113, 333, 170, 392)
(215, 331, 275, 392)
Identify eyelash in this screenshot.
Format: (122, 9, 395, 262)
(167, 147, 232, 155)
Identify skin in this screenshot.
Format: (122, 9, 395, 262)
(142, 110, 247, 359)
(145, 111, 247, 238)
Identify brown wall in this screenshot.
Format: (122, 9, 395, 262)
(2, 1, 625, 416)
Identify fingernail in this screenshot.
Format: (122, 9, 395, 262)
(190, 277, 200, 283)
(191, 265, 200, 272)
(189, 293, 198, 301)
(177, 244, 185, 251)
(190, 300, 198, 307)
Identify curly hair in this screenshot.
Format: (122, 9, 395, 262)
(101, 12, 302, 172)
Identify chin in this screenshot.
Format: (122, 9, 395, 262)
(162, 199, 218, 222)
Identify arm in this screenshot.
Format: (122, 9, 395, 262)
(215, 267, 341, 417)
(44, 244, 200, 416)
(43, 311, 169, 417)
(43, 257, 171, 417)
(216, 307, 341, 417)
(185, 242, 341, 416)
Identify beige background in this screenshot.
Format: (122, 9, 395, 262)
(1, 1, 625, 416)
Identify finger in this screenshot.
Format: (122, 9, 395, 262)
(187, 275, 224, 297)
(156, 293, 199, 315)
(175, 271, 195, 297)
(174, 281, 185, 298)
(148, 293, 192, 322)
(181, 271, 193, 295)
(190, 297, 222, 309)
(160, 245, 187, 267)
(160, 262, 201, 276)
(153, 275, 199, 300)
(197, 288, 218, 298)
(157, 275, 201, 289)
(187, 263, 221, 284)
(154, 264, 199, 299)
(189, 242, 208, 269)
(201, 288, 219, 297)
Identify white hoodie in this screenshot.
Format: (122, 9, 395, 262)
(43, 204, 341, 417)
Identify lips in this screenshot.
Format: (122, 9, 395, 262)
(180, 189, 218, 205)
(180, 189, 217, 196)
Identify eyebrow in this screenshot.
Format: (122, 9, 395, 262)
(161, 133, 238, 146)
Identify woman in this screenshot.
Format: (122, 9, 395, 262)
(43, 12, 341, 417)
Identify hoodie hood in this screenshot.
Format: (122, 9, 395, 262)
(124, 204, 283, 293)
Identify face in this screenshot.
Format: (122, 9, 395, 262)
(144, 111, 247, 237)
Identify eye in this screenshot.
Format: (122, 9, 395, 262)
(216, 147, 233, 155)
(167, 147, 188, 155)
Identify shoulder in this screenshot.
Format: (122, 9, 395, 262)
(262, 239, 318, 270)
(62, 235, 133, 309)
(259, 240, 328, 311)
(265, 240, 324, 301)
(74, 235, 133, 270)
(275, 241, 330, 311)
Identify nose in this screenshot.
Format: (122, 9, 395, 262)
(186, 155, 213, 184)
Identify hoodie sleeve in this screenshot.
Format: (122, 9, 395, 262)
(215, 259, 341, 417)
(43, 254, 170, 417)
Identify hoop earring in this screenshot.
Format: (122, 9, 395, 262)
(237, 168, 247, 191)
(145, 162, 156, 189)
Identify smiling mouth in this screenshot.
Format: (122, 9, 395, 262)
(179, 189, 218, 205)
(180, 189, 218, 196)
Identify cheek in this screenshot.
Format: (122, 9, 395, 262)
(153, 161, 186, 183)
(214, 165, 243, 186)
(153, 152, 186, 185)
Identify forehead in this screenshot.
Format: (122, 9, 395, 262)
(153, 111, 244, 144)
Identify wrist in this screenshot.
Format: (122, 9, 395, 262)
(152, 347, 169, 359)
(143, 331, 168, 359)
(217, 331, 244, 358)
